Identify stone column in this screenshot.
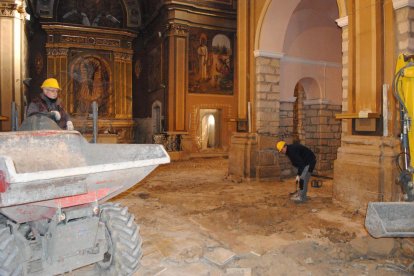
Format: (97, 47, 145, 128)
(336, 16, 350, 137)
(0, 0, 26, 130)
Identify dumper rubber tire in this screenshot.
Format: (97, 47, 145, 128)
(0, 226, 24, 276)
(95, 203, 142, 276)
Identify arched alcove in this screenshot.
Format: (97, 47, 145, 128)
(152, 100, 162, 134)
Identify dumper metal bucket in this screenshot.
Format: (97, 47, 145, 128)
(0, 130, 170, 223)
(365, 202, 414, 238)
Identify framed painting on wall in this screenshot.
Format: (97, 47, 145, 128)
(188, 28, 235, 95)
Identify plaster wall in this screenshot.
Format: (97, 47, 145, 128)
(280, 61, 342, 105)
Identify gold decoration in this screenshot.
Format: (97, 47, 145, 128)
(34, 52, 44, 75)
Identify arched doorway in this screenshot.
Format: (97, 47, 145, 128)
(293, 83, 305, 144)
(200, 109, 221, 150)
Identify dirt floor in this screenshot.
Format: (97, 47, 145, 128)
(75, 157, 414, 276)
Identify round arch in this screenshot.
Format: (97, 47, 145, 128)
(255, 0, 343, 52)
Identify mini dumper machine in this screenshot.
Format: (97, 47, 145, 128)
(365, 54, 414, 238)
(0, 115, 170, 275)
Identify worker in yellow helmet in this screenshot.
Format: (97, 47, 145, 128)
(276, 141, 316, 203)
(26, 78, 74, 130)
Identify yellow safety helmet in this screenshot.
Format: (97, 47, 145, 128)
(276, 141, 286, 152)
(41, 78, 61, 90)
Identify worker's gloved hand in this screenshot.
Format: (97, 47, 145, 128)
(50, 110, 61, 121)
(66, 121, 74, 131)
(295, 175, 300, 182)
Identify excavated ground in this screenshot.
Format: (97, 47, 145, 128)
(73, 157, 414, 276)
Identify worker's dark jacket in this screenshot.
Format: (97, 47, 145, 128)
(26, 93, 70, 129)
(285, 143, 316, 176)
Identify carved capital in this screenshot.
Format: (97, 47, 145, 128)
(164, 23, 189, 37)
(46, 48, 69, 56)
(114, 52, 132, 61)
(0, 3, 17, 17)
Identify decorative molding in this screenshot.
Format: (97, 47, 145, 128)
(335, 16, 348, 27)
(254, 50, 284, 59)
(46, 48, 69, 56)
(280, 97, 297, 103)
(60, 35, 121, 48)
(393, 0, 414, 9)
(303, 98, 330, 105)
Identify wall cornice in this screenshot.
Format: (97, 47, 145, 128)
(335, 16, 348, 28)
(254, 50, 284, 59)
(393, 0, 414, 9)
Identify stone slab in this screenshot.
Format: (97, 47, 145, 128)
(204, 247, 236, 266)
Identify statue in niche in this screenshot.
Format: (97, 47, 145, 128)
(72, 57, 110, 116)
(92, 12, 120, 28)
(62, 0, 90, 25)
(58, 0, 123, 28)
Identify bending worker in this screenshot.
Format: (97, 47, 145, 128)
(27, 78, 74, 130)
(276, 141, 316, 203)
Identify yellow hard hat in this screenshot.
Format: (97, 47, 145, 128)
(41, 78, 61, 90)
(276, 141, 286, 152)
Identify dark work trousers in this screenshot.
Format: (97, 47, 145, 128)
(299, 165, 311, 200)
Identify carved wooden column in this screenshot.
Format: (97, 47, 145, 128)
(113, 52, 133, 119)
(0, 0, 26, 130)
(46, 47, 69, 106)
(164, 23, 188, 132)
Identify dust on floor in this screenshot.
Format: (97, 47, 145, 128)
(75, 157, 414, 276)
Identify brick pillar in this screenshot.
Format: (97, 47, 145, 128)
(228, 53, 282, 180)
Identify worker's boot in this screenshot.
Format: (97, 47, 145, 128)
(290, 190, 299, 200)
(291, 190, 304, 202)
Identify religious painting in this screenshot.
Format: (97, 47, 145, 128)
(147, 46, 162, 93)
(189, 28, 234, 95)
(70, 55, 111, 116)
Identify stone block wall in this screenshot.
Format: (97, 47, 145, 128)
(278, 100, 342, 177)
(255, 56, 281, 135)
(303, 102, 342, 174)
(278, 101, 296, 176)
(395, 6, 414, 54)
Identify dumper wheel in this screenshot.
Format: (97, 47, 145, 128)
(0, 226, 24, 276)
(95, 202, 142, 276)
